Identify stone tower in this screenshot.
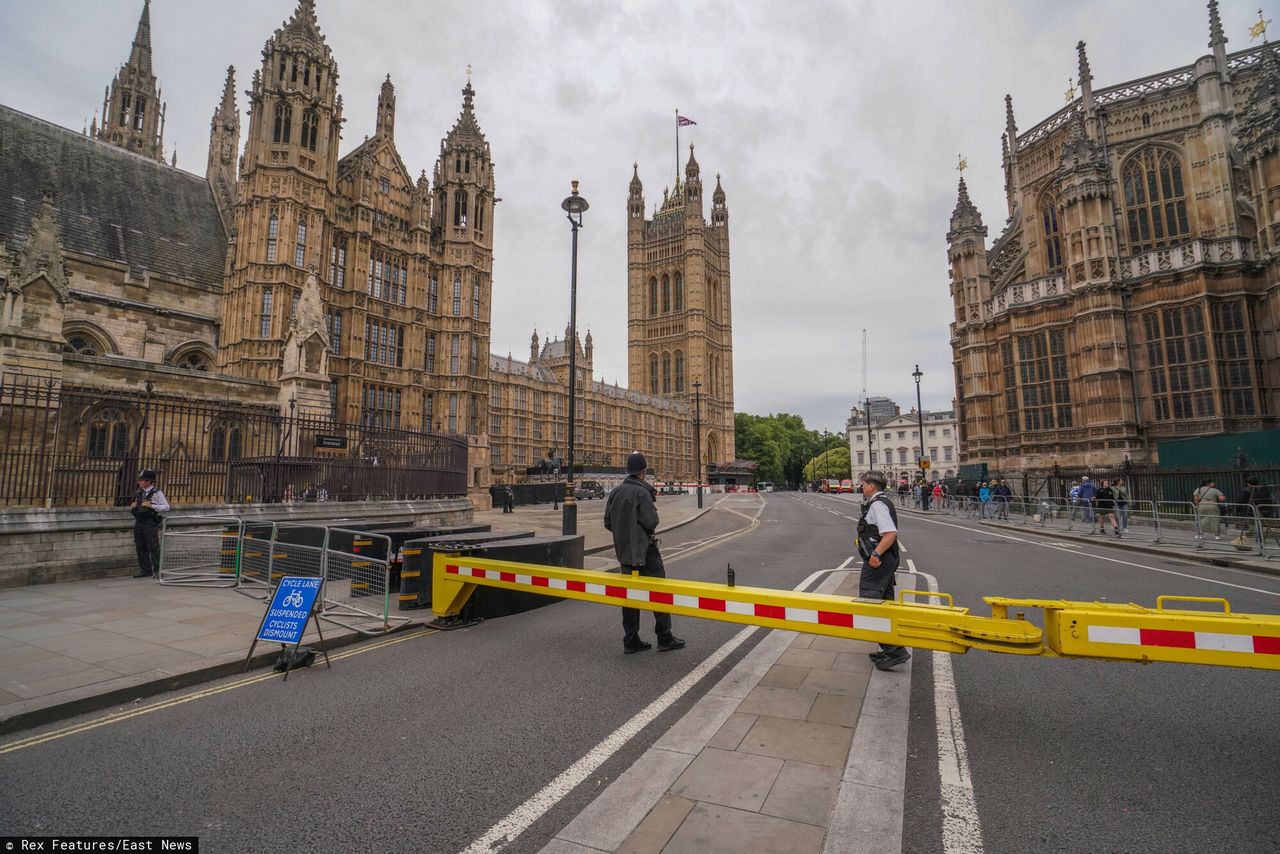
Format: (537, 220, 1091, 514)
(218, 0, 342, 385)
(627, 147, 735, 476)
(95, 0, 166, 161)
(431, 80, 496, 440)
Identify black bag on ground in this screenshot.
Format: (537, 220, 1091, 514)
(273, 646, 317, 672)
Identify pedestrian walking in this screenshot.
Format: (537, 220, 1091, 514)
(1113, 477, 1130, 531)
(129, 468, 169, 578)
(1077, 476, 1097, 524)
(978, 481, 992, 518)
(604, 451, 685, 654)
(1095, 479, 1120, 536)
(1192, 478, 1226, 539)
(1068, 480, 1082, 521)
(855, 471, 908, 671)
(503, 485, 515, 513)
(994, 479, 1012, 520)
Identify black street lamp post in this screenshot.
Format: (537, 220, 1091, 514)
(561, 181, 589, 536)
(693, 380, 703, 509)
(913, 365, 927, 509)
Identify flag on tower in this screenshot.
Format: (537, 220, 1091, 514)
(677, 115, 697, 126)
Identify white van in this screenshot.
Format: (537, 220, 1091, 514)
(757, 481, 774, 493)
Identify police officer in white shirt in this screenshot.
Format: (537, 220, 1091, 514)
(855, 470, 909, 671)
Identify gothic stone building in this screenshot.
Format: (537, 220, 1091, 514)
(0, 0, 736, 507)
(488, 146, 737, 486)
(950, 3, 1280, 477)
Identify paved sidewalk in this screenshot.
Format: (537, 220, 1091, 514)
(542, 571, 913, 854)
(0, 498, 711, 734)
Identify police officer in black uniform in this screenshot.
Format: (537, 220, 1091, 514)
(855, 470, 910, 671)
(130, 468, 170, 578)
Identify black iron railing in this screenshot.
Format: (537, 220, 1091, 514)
(0, 374, 467, 507)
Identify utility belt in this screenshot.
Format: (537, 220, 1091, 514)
(132, 506, 163, 525)
(855, 521, 898, 562)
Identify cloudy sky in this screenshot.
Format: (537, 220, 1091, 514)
(0, 0, 1264, 431)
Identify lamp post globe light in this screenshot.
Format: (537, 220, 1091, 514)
(912, 364, 926, 508)
(692, 380, 703, 509)
(562, 181, 589, 536)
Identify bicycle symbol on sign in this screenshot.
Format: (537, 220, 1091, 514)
(283, 589, 305, 608)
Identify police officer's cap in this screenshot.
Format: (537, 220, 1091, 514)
(138, 469, 158, 482)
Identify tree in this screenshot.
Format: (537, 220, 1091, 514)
(735, 413, 846, 487)
(803, 444, 851, 483)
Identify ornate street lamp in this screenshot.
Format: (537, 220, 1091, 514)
(693, 379, 703, 509)
(913, 365, 927, 508)
(561, 181, 589, 535)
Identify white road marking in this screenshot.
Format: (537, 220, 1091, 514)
(907, 558, 918, 574)
(461, 625, 761, 854)
(459, 526, 842, 854)
(918, 567, 985, 854)
(908, 514, 1280, 597)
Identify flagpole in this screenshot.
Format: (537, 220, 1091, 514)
(675, 108, 680, 186)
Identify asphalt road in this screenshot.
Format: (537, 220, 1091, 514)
(0, 493, 858, 854)
(804, 492, 1280, 854)
(4, 493, 1277, 854)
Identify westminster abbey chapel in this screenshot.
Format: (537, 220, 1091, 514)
(951, 2, 1280, 476)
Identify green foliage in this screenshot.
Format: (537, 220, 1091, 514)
(803, 444, 851, 483)
(733, 413, 848, 487)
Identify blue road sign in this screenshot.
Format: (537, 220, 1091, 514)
(257, 576, 322, 645)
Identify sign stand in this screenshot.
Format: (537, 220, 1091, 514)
(244, 576, 333, 681)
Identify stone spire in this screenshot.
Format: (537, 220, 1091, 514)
(531, 329, 540, 362)
(96, 0, 165, 160)
(948, 177, 986, 240)
(444, 79, 487, 148)
(1077, 41, 1096, 122)
(376, 74, 396, 138)
(628, 162, 645, 223)
(128, 0, 154, 77)
(1208, 0, 1226, 49)
(711, 173, 728, 227)
(10, 191, 69, 302)
(1004, 94, 1018, 150)
(206, 66, 240, 229)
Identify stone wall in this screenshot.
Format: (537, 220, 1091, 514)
(0, 498, 474, 587)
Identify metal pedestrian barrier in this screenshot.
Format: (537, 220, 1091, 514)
(158, 516, 244, 587)
(321, 528, 408, 635)
(431, 555, 1280, 671)
(235, 522, 277, 599)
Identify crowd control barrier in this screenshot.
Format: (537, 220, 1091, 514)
(235, 522, 278, 598)
(431, 555, 1280, 671)
(322, 528, 408, 634)
(158, 516, 244, 587)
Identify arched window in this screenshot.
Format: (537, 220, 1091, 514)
(294, 220, 307, 267)
(661, 275, 671, 313)
(452, 276, 463, 316)
(1041, 194, 1063, 273)
(133, 96, 146, 132)
(454, 190, 469, 227)
(273, 102, 291, 144)
(675, 351, 685, 393)
(650, 353, 659, 395)
(674, 273, 684, 311)
(662, 352, 672, 395)
(63, 336, 99, 356)
(649, 278, 658, 316)
(301, 110, 318, 152)
(87, 407, 129, 459)
(266, 215, 279, 262)
(210, 424, 243, 463)
(173, 349, 212, 371)
(475, 195, 485, 232)
(1122, 148, 1190, 252)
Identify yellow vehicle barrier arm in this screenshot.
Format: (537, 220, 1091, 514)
(432, 556, 1280, 670)
(432, 555, 1042, 655)
(986, 595, 1280, 671)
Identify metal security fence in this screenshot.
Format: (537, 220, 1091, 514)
(0, 373, 466, 508)
(321, 528, 407, 635)
(157, 516, 244, 587)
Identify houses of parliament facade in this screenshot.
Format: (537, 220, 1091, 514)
(950, 2, 1280, 476)
(0, 0, 734, 507)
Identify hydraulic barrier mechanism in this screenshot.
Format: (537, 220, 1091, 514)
(432, 556, 1280, 671)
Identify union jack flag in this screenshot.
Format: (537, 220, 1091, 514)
(677, 115, 697, 126)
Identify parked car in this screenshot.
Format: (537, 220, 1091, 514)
(659, 483, 688, 495)
(573, 480, 604, 500)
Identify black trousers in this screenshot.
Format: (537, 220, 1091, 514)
(622, 540, 673, 645)
(859, 548, 902, 653)
(134, 520, 161, 576)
